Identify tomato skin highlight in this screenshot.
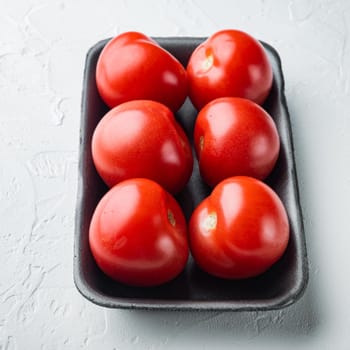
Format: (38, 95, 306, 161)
(96, 31, 188, 112)
(91, 100, 193, 194)
(189, 176, 290, 279)
(89, 178, 189, 287)
(194, 97, 280, 187)
(187, 29, 273, 110)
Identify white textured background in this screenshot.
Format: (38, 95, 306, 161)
(1, 0, 350, 349)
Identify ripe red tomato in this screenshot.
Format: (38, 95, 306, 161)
(187, 29, 273, 110)
(96, 31, 187, 112)
(89, 178, 189, 287)
(189, 176, 289, 279)
(194, 97, 280, 187)
(91, 100, 193, 194)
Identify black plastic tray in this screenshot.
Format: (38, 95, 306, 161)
(74, 37, 308, 311)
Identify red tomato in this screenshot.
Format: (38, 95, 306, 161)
(89, 178, 189, 287)
(194, 97, 280, 187)
(96, 31, 187, 112)
(187, 29, 273, 110)
(91, 100, 193, 194)
(189, 176, 289, 279)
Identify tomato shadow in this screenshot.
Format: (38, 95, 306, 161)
(174, 97, 212, 221)
(105, 277, 320, 347)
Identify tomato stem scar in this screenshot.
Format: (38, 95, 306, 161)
(199, 135, 204, 152)
(202, 53, 214, 72)
(202, 212, 217, 231)
(167, 209, 176, 226)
